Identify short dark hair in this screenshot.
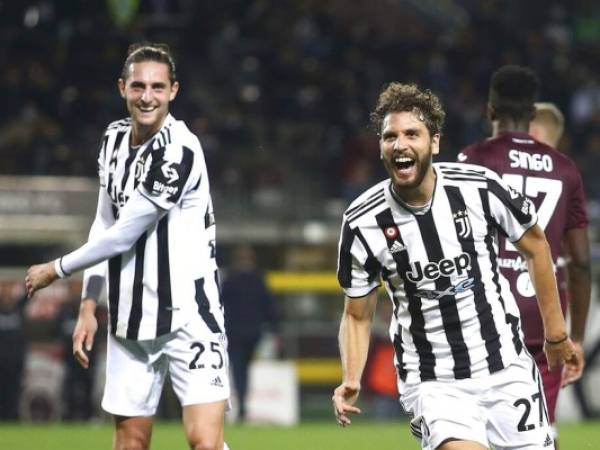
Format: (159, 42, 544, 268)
(489, 65, 538, 122)
(121, 42, 177, 84)
(370, 83, 445, 137)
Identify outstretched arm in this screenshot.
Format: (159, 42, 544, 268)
(333, 289, 377, 427)
(25, 189, 165, 297)
(514, 224, 578, 371)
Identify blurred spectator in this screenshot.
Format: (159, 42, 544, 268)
(0, 281, 28, 420)
(222, 245, 280, 422)
(0, 1, 598, 209)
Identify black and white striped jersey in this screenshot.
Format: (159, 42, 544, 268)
(95, 114, 222, 340)
(337, 163, 538, 383)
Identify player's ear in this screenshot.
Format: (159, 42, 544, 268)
(431, 133, 440, 155)
(118, 78, 126, 98)
(169, 81, 180, 101)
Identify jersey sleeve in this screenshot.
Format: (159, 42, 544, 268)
(337, 217, 382, 298)
(138, 144, 197, 210)
(486, 170, 538, 242)
(97, 130, 108, 188)
(566, 168, 589, 230)
(80, 187, 114, 298)
(57, 190, 165, 277)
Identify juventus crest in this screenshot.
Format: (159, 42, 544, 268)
(453, 210, 472, 239)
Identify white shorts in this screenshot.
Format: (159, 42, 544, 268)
(102, 321, 230, 417)
(400, 355, 554, 450)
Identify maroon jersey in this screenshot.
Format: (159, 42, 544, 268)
(458, 132, 588, 346)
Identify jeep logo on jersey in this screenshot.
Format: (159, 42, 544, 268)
(453, 210, 472, 239)
(406, 253, 471, 283)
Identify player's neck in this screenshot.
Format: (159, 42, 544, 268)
(492, 119, 530, 137)
(130, 120, 166, 146)
(391, 171, 436, 207)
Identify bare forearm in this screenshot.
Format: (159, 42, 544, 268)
(528, 249, 567, 340)
(79, 298, 98, 315)
(338, 312, 372, 385)
(567, 263, 591, 342)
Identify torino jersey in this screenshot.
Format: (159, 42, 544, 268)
(459, 132, 588, 346)
(97, 114, 222, 340)
(337, 163, 537, 383)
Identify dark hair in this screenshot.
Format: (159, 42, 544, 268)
(370, 83, 445, 136)
(121, 42, 177, 84)
(489, 65, 538, 121)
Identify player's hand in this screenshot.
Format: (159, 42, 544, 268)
(543, 335, 578, 372)
(25, 262, 58, 298)
(561, 340, 585, 387)
(332, 382, 361, 427)
(72, 299, 98, 369)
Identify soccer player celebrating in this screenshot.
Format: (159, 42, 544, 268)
(458, 66, 590, 444)
(26, 43, 230, 450)
(333, 82, 579, 450)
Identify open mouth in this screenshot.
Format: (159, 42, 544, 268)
(394, 156, 416, 171)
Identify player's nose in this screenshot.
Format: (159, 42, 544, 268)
(393, 137, 408, 151)
(141, 87, 153, 102)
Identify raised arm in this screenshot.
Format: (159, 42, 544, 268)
(332, 289, 378, 427)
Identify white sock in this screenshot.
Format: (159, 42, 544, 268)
(223, 442, 230, 450)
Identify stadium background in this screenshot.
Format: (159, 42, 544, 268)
(1, 0, 599, 448)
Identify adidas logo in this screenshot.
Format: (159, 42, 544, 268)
(543, 434, 553, 447)
(390, 241, 406, 254)
(210, 376, 223, 388)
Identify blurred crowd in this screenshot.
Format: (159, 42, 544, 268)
(0, 0, 599, 207)
(0, 278, 107, 421)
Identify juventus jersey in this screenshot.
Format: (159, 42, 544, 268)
(459, 132, 589, 346)
(96, 114, 222, 340)
(337, 163, 538, 383)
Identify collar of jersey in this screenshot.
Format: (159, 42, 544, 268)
(387, 167, 438, 216)
(129, 113, 176, 149)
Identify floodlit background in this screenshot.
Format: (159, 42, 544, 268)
(1, 0, 599, 448)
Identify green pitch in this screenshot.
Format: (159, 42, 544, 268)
(1, 420, 599, 449)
